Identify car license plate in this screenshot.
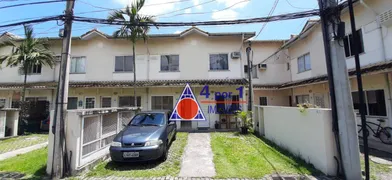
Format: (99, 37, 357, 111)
(123, 152, 139, 158)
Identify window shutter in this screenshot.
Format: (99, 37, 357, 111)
(244, 65, 248, 73)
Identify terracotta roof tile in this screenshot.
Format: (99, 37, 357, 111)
(254, 60, 392, 89)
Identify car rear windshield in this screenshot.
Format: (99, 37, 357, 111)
(129, 113, 165, 126)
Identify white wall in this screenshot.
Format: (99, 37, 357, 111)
(247, 42, 290, 84)
(0, 32, 251, 83)
(288, 24, 328, 82)
(255, 106, 339, 176)
(281, 0, 392, 82)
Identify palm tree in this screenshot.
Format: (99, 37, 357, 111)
(0, 25, 55, 101)
(108, 0, 156, 107)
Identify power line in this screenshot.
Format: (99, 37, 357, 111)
(72, 9, 319, 27)
(284, 0, 313, 10)
(155, 0, 216, 17)
(0, 0, 66, 10)
(75, 0, 194, 15)
(0, 0, 37, 2)
(255, 0, 279, 39)
(0, 15, 62, 28)
(0, 9, 320, 29)
(159, 0, 249, 18)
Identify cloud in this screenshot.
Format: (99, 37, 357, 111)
(184, 9, 192, 13)
(216, 0, 250, 9)
(114, 0, 181, 16)
(174, 30, 182, 34)
(193, 0, 203, 10)
(211, 9, 238, 20)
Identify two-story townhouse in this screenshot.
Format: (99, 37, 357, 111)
(253, 0, 392, 130)
(0, 27, 284, 130)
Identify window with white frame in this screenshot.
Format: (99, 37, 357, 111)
(85, 97, 95, 109)
(296, 95, 310, 104)
(71, 56, 86, 74)
(101, 97, 111, 108)
(243, 65, 258, 78)
(297, 53, 311, 73)
(209, 54, 229, 70)
(352, 89, 386, 116)
(344, 29, 364, 58)
(259, 97, 267, 106)
(252, 65, 258, 78)
(0, 98, 6, 108)
(161, 55, 179, 72)
(119, 96, 141, 107)
(20, 64, 42, 75)
(151, 96, 173, 110)
(115, 56, 133, 72)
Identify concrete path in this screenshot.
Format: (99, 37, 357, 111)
(179, 133, 216, 178)
(0, 142, 48, 161)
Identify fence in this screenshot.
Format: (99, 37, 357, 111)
(253, 105, 339, 176)
(46, 107, 139, 175)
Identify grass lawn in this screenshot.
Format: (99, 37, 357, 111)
(211, 132, 320, 178)
(86, 132, 188, 178)
(360, 155, 392, 180)
(0, 133, 48, 154)
(0, 147, 47, 179)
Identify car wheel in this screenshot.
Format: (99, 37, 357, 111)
(160, 142, 168, 162)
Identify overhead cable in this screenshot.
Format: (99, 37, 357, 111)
(72, 9, 319, 27)
(0, 0, 66, 10)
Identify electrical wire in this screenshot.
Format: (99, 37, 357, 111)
(75, 0, 194, 15)
(159, 0, 249, 18)
(254, 0, 279, 39)
(71, 9, 319, 27)
(284, 0, 314, 10)
(155, 0, 217, 17)
(0, 0, 66, 10)
(0, 15, 63, 28)
(0, 8, 320, 30)
(0, 0, 37, 2)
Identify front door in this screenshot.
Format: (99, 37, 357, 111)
(197, 96, 210, 128)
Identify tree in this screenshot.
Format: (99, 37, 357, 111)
(108, 0, 156, 107)
(0, 25, 55, 101)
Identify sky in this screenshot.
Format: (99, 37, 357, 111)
(0, 0, 320, 40)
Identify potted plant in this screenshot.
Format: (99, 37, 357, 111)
(214, 121, 220, 129)
(235, 110, 252, 134)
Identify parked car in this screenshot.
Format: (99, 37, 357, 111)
(110, 111, 176, 162)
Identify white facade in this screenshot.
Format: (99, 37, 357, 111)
(1, 27, 285, 130)
(253, 0, 392, 129)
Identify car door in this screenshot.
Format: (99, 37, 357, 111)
(166, 112, 175, 142)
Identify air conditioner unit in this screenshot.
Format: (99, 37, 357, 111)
(258, 64, 267, 70)
(231, 52, 241, 59)
(378, 9, 392, 27)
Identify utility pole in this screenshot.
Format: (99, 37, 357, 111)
(347, 0, 370, 179)
(52, 0, 75, 178)
(318, 0, 362, 179)
(246, 42, 253, 111)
